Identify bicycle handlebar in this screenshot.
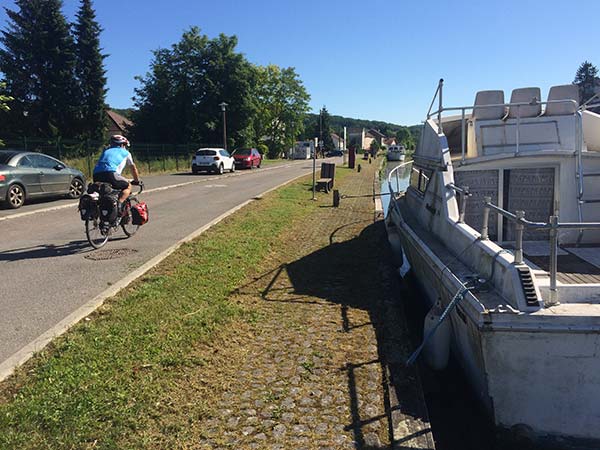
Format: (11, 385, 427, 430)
(131, 180, 144, 194)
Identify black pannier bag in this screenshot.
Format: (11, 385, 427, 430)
(98, 193, 119, 223)
(78, 194, 97, 221)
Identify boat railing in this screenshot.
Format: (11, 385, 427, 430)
(481, 198, 600, 305)
(387, 160, 413, 200)
(424, 79, 583, 164)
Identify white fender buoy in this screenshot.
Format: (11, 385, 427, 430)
(422, 300, 451, 370)
(386, 227, 404, 267)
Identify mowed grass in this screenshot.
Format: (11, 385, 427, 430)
(0, 170, 351, 449)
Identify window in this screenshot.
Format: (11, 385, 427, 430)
(196, 150, 216, 156)
(409, 167, 432, 195)
(29, 154, 58, 169)
(234, 148, 252, 156)
(220, 150, 230, 157)
(17, 155, 33, 167)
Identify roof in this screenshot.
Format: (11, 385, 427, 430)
(384, 137, 397, 145)
(106, 110, 133, 133)
(368, 129, 385, 139)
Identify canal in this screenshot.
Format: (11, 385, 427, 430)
(381, 161, 528, 450)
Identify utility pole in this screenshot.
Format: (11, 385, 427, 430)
(312, 109, 322, 200)
(219, 102, 228, 150)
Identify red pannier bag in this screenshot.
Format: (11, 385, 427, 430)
(131, 202, 149, 225)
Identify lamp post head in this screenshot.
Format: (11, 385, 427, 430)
(219, 102, 228, 112)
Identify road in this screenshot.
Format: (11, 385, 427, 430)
(0, 158, 336, 371)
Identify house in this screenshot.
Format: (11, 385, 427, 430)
(331, 133, 345, 149)
(347, 127, 366, 149)
(384, 137, 397, 147)
(105, 110, 133, 139)
(367, 129, 385, 146)
(347, 127, 387, 150)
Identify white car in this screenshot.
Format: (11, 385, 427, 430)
(191, 148, 235, 175)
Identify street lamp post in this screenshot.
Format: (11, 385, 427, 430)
(219, 102, 228, 150)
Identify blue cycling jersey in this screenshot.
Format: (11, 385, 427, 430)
(93, 147, 134, 175)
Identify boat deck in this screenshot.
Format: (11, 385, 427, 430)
(524, 245, 600, 284)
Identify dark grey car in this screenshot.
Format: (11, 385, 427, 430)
(0, 150, 86, 209)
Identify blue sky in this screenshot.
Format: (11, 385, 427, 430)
(0, 0, 598, 125)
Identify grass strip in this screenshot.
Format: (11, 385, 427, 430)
(0, 169, 350, 449)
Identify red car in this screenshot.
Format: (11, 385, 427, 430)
(232, 148, 262, 169)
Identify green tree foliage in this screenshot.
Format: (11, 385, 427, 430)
(574, 61, 600, 105)
(395, 126, 415, 149)
(0, 82, 13, 146)
(253, 64, 310, 158)
(369, 138, 380, 153)
(0, 0, 80, 138)
(131, 27, 256, 146)
(0, 82, 13, 112)
(74, 0, 107, 140)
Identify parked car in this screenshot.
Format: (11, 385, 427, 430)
(191, 148, 235, 174)
(0, 150, 86, 209)
(232, 148, 262, 169)
(326, 150, 344, 157)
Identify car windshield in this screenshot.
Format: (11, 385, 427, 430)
(233, 149, 252, 155)
(0, 151, 20, 165)
(196, 150, 216, 156)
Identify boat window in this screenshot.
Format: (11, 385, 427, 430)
(410, 167, 432, 194)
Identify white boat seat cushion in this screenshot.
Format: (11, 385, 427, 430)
(545, 84, 579, 116)
(507, 87, 541, 118)
(473, 90, 505, 120)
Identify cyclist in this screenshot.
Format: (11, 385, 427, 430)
(93, 134, 140, 212)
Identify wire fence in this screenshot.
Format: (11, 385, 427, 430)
(1, 138, 219, 178)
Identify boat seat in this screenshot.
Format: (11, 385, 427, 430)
(544, 84, 579, 116)
(472, 90, 505, 120)
(507, 87, 542, 118)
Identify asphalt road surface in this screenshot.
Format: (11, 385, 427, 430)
(0, 159, 338, 369)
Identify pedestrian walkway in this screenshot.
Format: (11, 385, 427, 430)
(195, 159, 434, 449)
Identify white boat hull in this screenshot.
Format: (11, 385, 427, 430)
(387, 198, 600, 447)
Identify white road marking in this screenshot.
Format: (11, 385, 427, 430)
(0, 162, 298, 223)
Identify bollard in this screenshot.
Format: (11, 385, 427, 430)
(333, 189, 340, 207)
(357, 164, 361, 173)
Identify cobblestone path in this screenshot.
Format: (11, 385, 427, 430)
(195, 159, 433, 449)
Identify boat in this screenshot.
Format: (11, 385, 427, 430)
(387, 144, 406, 161)
(385, 79, 600, 447)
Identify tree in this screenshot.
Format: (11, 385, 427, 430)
(253, 65, 310, 158)
(0, 0, 79, 138)
(395, 126, 414, 149)
(574, 61, 600, 105)
(0, 81, 13, 146)
(369, 138, 380, 154)
(74, 0, 107, 141)
(131, 27, 257, 147)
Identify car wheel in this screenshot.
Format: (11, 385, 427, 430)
(257, 160, 261, 168)
(192, 167, 198, 175)
(68, 177, 84, 199)
(6, 184, 25, 209)
(218, 164, 224, 175)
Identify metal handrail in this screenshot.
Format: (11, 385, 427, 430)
(447, 183, 471, 223)
(387, 160, 414, 199)
(481, 197, 600, 305)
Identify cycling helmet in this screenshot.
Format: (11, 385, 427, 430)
(110, 134, 130, 147)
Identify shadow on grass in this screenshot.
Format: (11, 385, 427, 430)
(237, 221, 434, 449)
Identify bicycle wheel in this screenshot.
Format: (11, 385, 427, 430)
(121, 199, 140, 237)
(86, 217, 109, 249)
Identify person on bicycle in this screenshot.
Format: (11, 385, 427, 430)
(93, 135, 140, 211)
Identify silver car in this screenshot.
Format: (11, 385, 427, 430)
(0, 150, 86, 209)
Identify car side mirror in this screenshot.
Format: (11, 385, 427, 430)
(54, 164, 64, 171)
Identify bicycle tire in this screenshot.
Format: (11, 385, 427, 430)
(86, 217, 109, 249)
(121, 199, 140, 237)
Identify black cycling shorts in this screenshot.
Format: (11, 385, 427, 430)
(93, 171, 129, 190)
